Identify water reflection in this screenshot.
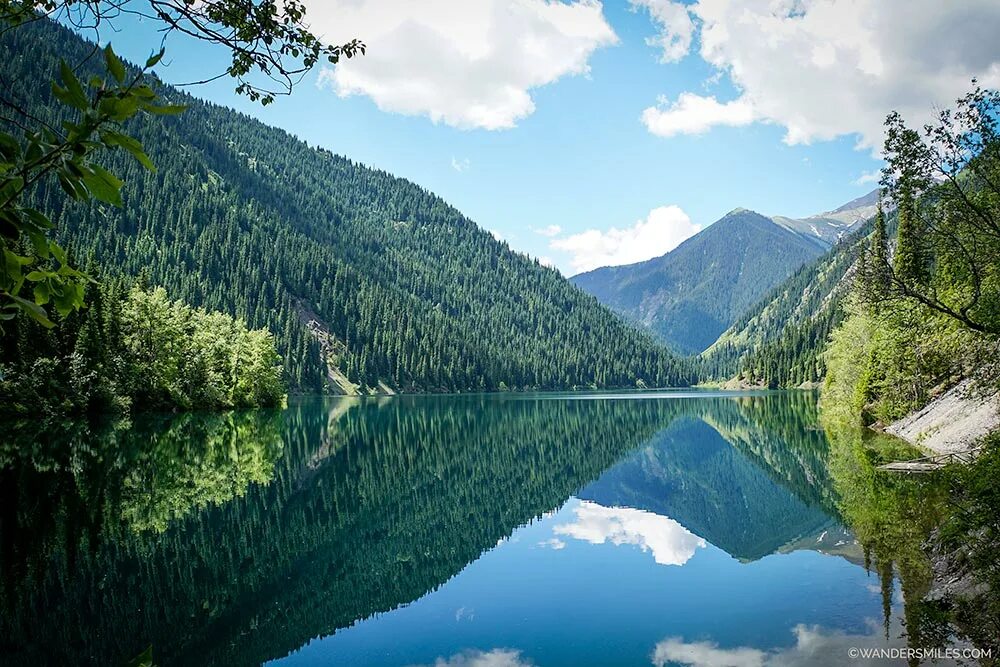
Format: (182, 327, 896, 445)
(651, 614, 924, 667)
(823, 416, 952, 659)
(0, 391, 933, 666)
(553, 501, 706, 566)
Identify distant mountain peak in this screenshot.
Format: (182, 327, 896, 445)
(826, 188, 880, 215)
(570, 189, 883, 356)
(771, 188, 880, 246)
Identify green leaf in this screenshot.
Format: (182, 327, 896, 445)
(33, 281, 50, 305)
(9, 294, 53, 328)
(22, 208, 54, 231)
(50, 243, 67, 265)
(102, 131, 156, 171)
(53, 283, 81, 316)
(58, 175, 85, 200)
(0, 132, 20, 160)
(99, 95, 140, 122)
(81, 164, 124, 206)
(104, 44, 126, 83)
(133, 84, 157, 100)
(0, 175, 24, 200)
(58, 60, 88, 110)
(27, 229, 50, 258)
(145, 50, 165, 69)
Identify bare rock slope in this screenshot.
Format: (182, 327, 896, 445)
(886, 380, 1000, 454)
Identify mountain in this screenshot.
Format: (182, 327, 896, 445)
(571, 193, 878, 355)
(700, 215, 877, 387)
(1, 20, 692, 394)
(771, 188, 880, 245)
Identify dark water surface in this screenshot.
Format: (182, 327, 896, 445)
(0, 392, 942, 666)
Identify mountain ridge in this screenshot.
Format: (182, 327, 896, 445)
(570, 191, 877, 355)
(1, 19, 693, 394)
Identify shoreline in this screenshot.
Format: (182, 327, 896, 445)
(884, 379, 1000, 456)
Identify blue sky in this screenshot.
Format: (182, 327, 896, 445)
(85, 1, 1000, 275)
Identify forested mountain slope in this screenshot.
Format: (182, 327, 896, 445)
(1, 20, 692, 393)
(700, 217, 875, 386)
(571, 209, 830, 354)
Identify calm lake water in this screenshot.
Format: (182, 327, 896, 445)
(0, 391, 947, 666)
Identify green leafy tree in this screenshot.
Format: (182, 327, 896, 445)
(865, 84, 1000, 335)
(1, 45, 178, 325)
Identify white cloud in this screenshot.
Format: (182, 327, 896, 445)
(653, 639, 765, 667)
(532, 224, 563, 237)
(639, 0, 1000, 150)
(630, 0, 695, 63)
(408, 649, 534, 667)
(642, 92, 756, 137)
(853, 169, 880, 185)
(650, 616, 975, 667)
(554, 501, 706, 566)
(488, 229, 504, 241)
(550, 205, 700, 274)
(538, 537, 566, 550)
(452, 156, 471, 172)
(537, 255, 558, 269)
(313, 0, 618, 130)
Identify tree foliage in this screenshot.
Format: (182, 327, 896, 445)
(0, 43, 180, 325)
(0, 0, 363, 105)
(0, 275, 286, 416)
(1, 20, 694, 395)
(1, 0, 361, 369)
(862, 85, 1000, 335)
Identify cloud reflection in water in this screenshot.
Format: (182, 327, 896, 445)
(553, 500, 706, 566)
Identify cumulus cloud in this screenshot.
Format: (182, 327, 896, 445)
(629, 0, 695, 63)
(409, 649, 534, 667)
(640, 0, 1000, 150)
(312, 0, 618, 130)
(550, 205, 700, 274)
(642, 92, 756, 137)
(554, 501, 706, 566)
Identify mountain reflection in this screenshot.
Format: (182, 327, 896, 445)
(0, 391, 849, 666)
(579, 396, 844, 562)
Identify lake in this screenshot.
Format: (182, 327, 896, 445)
(0, 391, 949, 666)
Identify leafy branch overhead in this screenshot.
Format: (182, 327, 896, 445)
(0, 0, 364, 327)
(1, 0, 365, 105)
(859, 84, 1000, 336)
(0, 44, 183, 326)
